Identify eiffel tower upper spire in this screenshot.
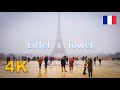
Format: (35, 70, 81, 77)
(57, 12, 62, 41)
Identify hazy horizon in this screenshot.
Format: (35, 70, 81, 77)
(0, 12, 120, 55)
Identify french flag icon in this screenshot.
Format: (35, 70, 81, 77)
(103, 16, 116, 25)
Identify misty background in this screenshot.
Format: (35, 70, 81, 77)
(0, 12, 120, 56)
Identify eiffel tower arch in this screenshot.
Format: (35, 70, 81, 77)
(51, 12, 67, 57)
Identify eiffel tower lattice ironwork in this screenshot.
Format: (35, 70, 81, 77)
(51, 12, 67, 57)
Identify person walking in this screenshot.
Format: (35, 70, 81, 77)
(44, 56, 48, 69)
(61, 56, 67, 72)
(87, 58, 93, 78)
(69, 57, 74, 71)
(50, 56, 52, 64)
(83, 60, 87, 75)
(99, 59, 101, 66)
(7, 57, 10, 64)
(94, 57, 96, 65)
(38, 57, 43, 69)
(28, 57, 30, 62)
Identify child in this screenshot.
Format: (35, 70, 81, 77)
(83, 60, 87, 75)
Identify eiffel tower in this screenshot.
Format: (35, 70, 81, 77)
(51, 12, 67, 57)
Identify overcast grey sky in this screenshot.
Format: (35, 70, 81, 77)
(0, 12, 120, 55)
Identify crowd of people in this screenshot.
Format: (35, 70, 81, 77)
(5, 55, 102, 78)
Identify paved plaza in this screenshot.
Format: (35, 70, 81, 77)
(0, 60, 120, 78)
